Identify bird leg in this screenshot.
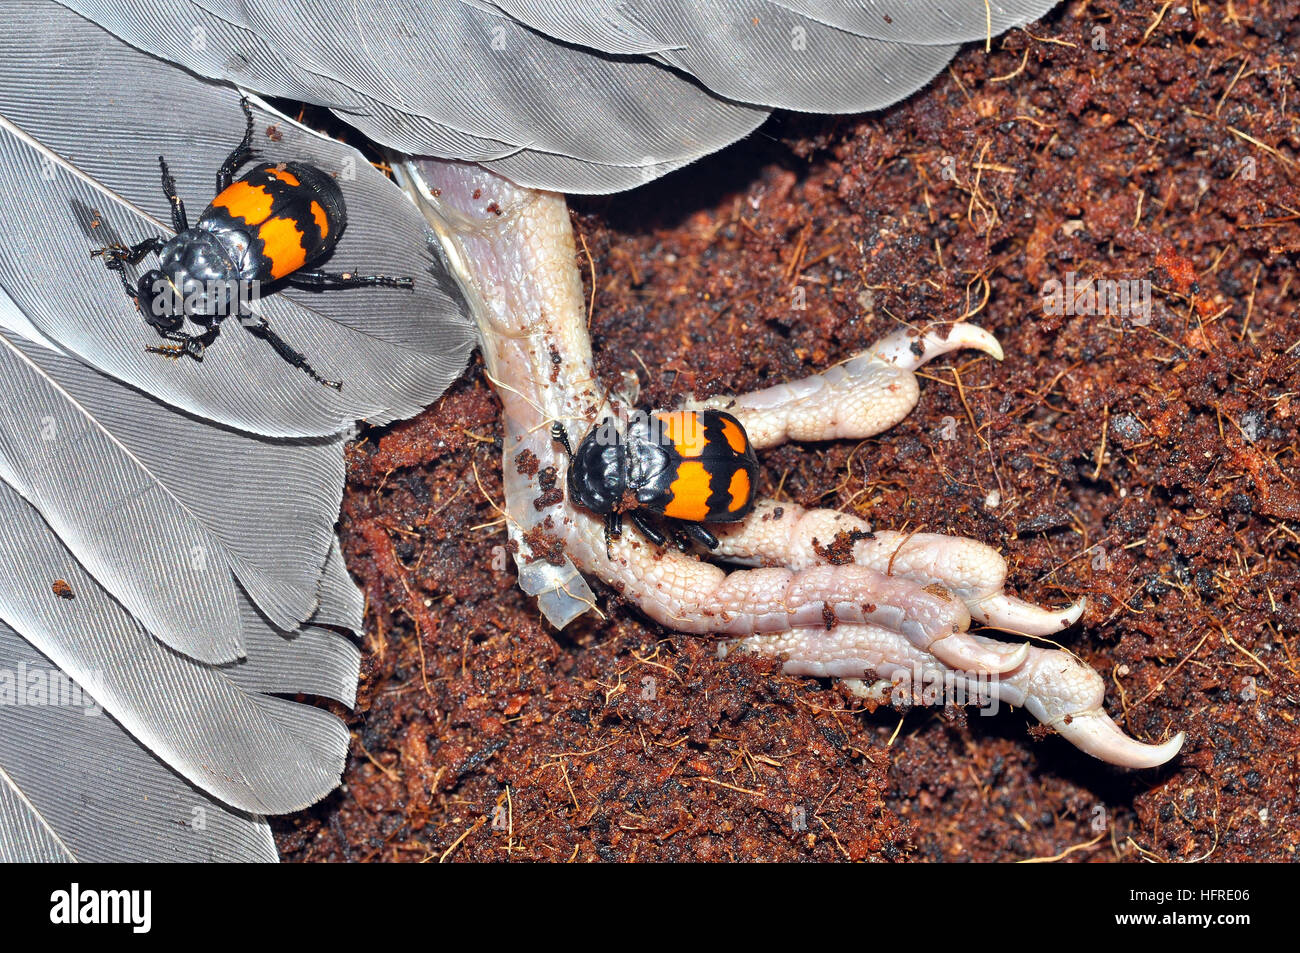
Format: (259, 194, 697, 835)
(404, 157, 1183, 769)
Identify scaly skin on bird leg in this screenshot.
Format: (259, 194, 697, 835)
(403, 158, 1184, 770)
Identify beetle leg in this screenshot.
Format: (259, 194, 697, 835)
(216, 97, 256, 193)
(604, 512, 624, 559)
(286, 269, 415, 291)
(91, 237, 163, 268)
(107, 260, 143, 308)
(239, 313, 343, 390)
(677, 520, 718, 551)
(157, 156, 188, 232)
(628, 511, 667, 548)
(146, 324, 221, 361)
(91, 237, 163, 309)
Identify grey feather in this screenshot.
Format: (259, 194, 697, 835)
(58, 0, 1060, 192)
(224, 598, 361, 706)
(472, 151, 699, 196)
(476, 0, 685, 55)
(490, 0, 1056, 51)
(0, 4, 485, 857)
(0, 479, 349, 814)
(492, 1, 960, 113)
(0, 622, 279, 862)
(55, 0, 769, 187)
(59, 0, 560, 166)
(11, 334, 350, 646)
(0, 331, 247, 663)
(312, 538, 366, 633)
(771, 1, 1059, 44)
(0, 767, 71, 862)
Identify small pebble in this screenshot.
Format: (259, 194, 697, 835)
(1111, 412, 1143, 442)
(1240, 409, 1266, 442)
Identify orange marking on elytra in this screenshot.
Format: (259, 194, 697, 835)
(720, 417, 747, 454)
(267, 167, 301, 186)
(310, 200, 329, 237)
(258, 216, 308, 279)
(663, 461, 711, 521)
(655, 411, 707, 457)
(727, 469, 751, 512)
(211, 181, 273, 224)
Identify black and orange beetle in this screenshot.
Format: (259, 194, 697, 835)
(91, 98, 414, 389)
(553, 408, 760, 553)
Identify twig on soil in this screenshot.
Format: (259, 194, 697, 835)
(1227, 126, 1298, 173)
(577, 228, 596, 329)
(1125, 836, 1167, 863)
(990, 47, 1030, 84)
(1018, 831, 1105, 863)
(438, 812, 490, 863)
(1216, 58, 1250, 117)
(1140, 3, 1173, 47)
(1223, 632, 1273, 677)
(816, 816, 852, 860)
(1128, 630, 1212, 717)
(356, 737, 400, 783)
(1092, 405, 1110, 480)
(692, 776, 764, 797)
(886, 712, 906, 748)
(1239, 261, 1261, 340)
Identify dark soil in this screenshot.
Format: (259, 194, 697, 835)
(276, 0, 1300, 862)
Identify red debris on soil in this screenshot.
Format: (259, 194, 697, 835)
(277, 0, 1300, 862)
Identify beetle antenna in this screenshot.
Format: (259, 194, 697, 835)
(551, 422, 573, 456)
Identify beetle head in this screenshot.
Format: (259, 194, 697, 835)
(139, 231, 242, 327)
(568, 423, 625, 515)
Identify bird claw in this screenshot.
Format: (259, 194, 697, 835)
(871, 321, 1004, 369)
(1046, 708, 1186, 770)
(928, 631, 1030, 675)
(970, 592, 1087, 636)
